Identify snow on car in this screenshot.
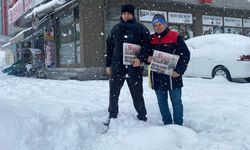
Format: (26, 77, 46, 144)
(184, 34, 250, 81)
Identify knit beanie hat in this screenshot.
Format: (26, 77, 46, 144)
(152, 14, 168, 27)
(121, 4, 135, 16)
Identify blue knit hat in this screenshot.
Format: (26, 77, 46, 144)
(152, 14, 167, 27)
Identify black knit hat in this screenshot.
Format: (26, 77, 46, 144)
(121, 4, 135, 15)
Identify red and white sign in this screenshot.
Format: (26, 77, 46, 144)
(8, 8, 13, 26)
(200, 0, 212, 4)
(24, 0, 46, 13)
(24, 0, 33, 12)
(10, 0, 24, 24)
(8, 0, 16, 7)
(8, 0, 47, 25)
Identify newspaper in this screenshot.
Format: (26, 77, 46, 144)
(123, 43, 141, 65)
(150, 50, 180, 75)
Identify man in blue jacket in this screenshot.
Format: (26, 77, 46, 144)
(106, 4, 150, 122)
(147, 14, 190, 125)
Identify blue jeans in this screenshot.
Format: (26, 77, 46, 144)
(155, 87, 183, 125)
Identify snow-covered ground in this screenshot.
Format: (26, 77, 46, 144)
(0, 72, 250, 150)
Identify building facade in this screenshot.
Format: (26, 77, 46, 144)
(2, 0, 250, 80)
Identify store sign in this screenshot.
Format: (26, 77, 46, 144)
(24, 0, 46, 13)
(168, 12, 192, 24)
(139, 9, 167, 22)
(243, 19, 250, 28)
(10, 0, 24, 24)
(8, 0, 16, 7)
(44, 27, 56, 68)
(44, 30, 54, 41)
(24, 0, 33, 12)
(200, 0, 212, 4)
(224, 17, 242, 27)
(202, 15, 223, 26)
(8, 8, 13, 26)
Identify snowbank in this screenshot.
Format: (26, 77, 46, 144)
(0, 72, 250, 150)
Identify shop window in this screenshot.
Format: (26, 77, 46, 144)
(243, 29, 250, 37)
(74, 7, 79, 21)
(104, 7, 141, 39)
(75, 23, 80, 64)
(169, 24, 193, 40)
(203, 26, 224, 35)
(106, 7, 121, 21)
(141, 22, 155, 34)
(224, 27, 242, 35)
(34, 35, 44, 51)
(58, 7, 80, 67)
(105, 7, 120, 40)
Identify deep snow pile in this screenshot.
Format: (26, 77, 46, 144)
(186, 34, 250, 60)
(0, 72, 250, 150)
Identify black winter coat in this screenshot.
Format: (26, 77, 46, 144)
(149, 29, 190, 90)
(106, 18, 151, 76)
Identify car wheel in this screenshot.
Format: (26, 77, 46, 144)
(212, 66, 232, 81)
(36, 69, 46, 78)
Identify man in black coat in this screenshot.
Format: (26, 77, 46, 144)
(106, 4, 150, 121)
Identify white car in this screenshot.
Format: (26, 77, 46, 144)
(184, 34, 250, 81)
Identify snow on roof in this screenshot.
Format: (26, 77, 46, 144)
(186, 34, 250, 50)
(0, 42, 11, 51)
(9, 27, 33, 44)
(26, 0, 66, 18)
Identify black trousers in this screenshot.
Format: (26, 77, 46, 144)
(108, 71, 147, 118)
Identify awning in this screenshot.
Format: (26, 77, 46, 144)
(9, 27, 33, 44)
(25, 0, 67, 18)
(0, 42, 11, 51)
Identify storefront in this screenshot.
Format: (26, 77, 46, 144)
(105, 0, 250, 38)
(105, 2, 196, 40)
(28, 0, 250, 80)
(16, 1, 83, 79)
(5, 0, 250, 80)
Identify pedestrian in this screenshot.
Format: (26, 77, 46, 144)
(147, 14, 190, 125)
(105, 4, 151, 122)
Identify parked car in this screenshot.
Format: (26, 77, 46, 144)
(184, 34, 250, 81)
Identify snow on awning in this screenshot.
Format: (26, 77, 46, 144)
(9, 27, 33, 44)
(25, 0, 67, 18)
(54, 0, 76, 13)
(0, 42, 11, 51)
